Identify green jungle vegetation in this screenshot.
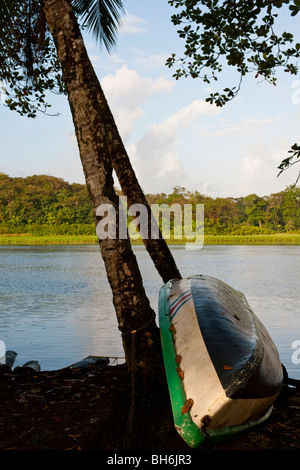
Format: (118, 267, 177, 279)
(0, 172, 300, 245)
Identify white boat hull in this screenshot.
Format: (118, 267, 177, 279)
(159, 275, 283, 447)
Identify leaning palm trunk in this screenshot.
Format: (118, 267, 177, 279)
(97, 92, 181, 283)
(42, 0, 162, 371)
(47, 1, 181, 284)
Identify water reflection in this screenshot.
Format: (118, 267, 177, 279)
(0, 244, 299, 378)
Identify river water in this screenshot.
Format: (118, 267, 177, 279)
(0, 244, 299, 379)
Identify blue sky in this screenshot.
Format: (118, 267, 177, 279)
(1, 0, 300, 198)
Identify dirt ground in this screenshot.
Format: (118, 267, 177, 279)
(0, 360, 299, 452)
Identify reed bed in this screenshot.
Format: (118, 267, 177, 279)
(0, 233, 300, 245)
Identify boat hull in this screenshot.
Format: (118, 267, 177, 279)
(158, 275, 283, 448)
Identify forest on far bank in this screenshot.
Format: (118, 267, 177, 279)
(0, 172, 300, 236)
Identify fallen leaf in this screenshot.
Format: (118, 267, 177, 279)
(175, 355, 182, 365)
(182, 398, 194, 415)
(89, 418, 99, 424)
(91, 393, 102, 401)
(176, 367, 184, 380)
(168, 293, 175, 299)
(169, 324, 176, 335)
(51, 416, 62, 423)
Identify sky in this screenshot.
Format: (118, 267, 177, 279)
(1, 0, 300, 198)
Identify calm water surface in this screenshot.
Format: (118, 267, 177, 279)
(0, 244, 299, 379)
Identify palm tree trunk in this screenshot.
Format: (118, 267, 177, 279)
(96, 90, 181, 283)
(42, 0, 162, 372)
(45, 0, 181, 285)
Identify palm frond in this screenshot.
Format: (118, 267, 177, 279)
(71, 0, 125, 53)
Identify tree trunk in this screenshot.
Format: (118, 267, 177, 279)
(42, 0, 163, 373)
(96, 90, 181, 283)
(45, 0, 181, 285)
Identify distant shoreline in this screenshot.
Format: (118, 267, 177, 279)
(0, 233, 300, 245)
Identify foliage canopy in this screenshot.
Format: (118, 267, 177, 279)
(0, 0, 124, 117)
(166, 0, 300, 178)
(167, 0, 300, 105)
(0, 0, 64, 117)
(1, 174, 300, 236)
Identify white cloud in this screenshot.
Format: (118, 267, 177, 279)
(120, 12, 148, 35)
(89, 53, 125, 72)
(151, 100, 219, 137)
(101, 65, 173, 103)
(134, 54, 169, 70)
(100, 65, 174, 141)
(127, 100, 220, 194)
(232, 137, 296, 197)
(197, 115, 284, 138)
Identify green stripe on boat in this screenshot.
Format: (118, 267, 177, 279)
(158, 282, 205, 448)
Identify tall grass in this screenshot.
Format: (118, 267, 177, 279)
(203, 233, 300, 245)
(0, 233, 300, 245)
(0, 234, 98, 245)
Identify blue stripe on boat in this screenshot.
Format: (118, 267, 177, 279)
(170, 290, 192, 319)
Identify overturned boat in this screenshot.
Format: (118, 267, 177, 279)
(158, 274, 283, 448)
